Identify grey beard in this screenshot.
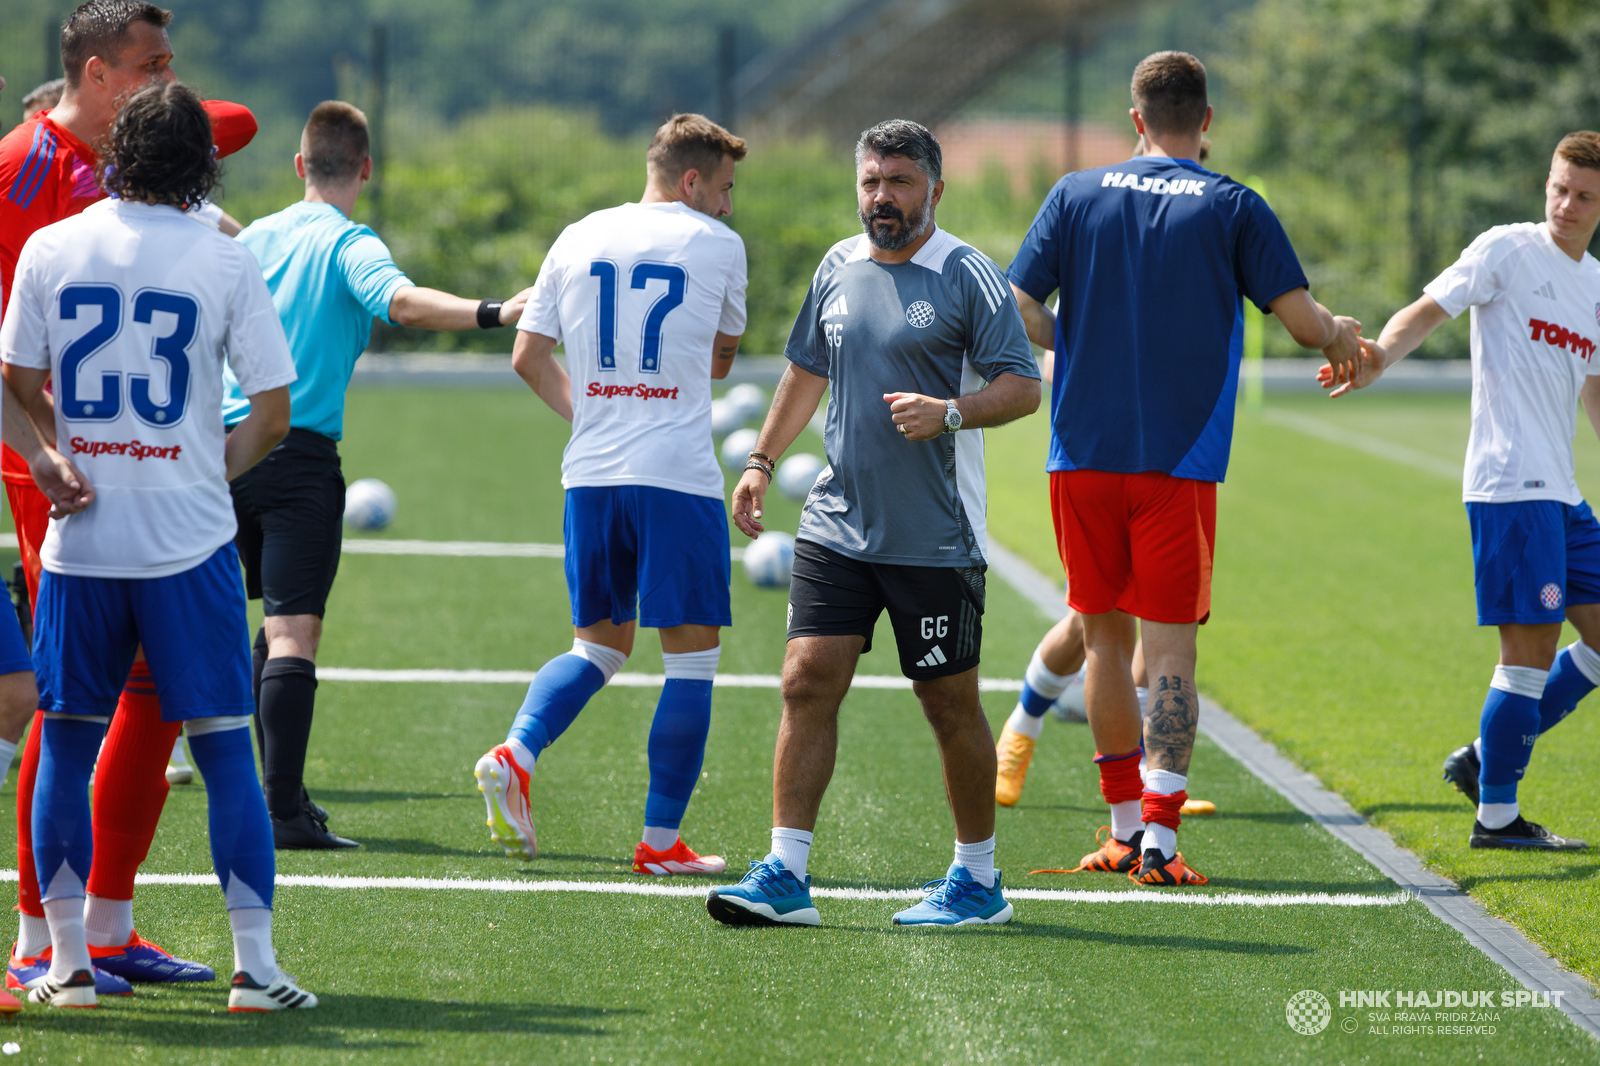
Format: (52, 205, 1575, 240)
(860, 196, 931, 251)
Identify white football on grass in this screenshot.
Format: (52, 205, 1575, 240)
(344, 478, 397, 531)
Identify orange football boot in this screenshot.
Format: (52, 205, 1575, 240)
(994, 726, 1036, 807)
(1131, 850, 1208, 885)
(1029, 826, 1144, 875)
(633, 839, 727, 875)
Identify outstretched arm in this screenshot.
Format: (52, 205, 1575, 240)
(1268, 287, 1362, 382)
(388, 285, 534, 331)
(511, 330, 572, 422)
(1318, 294, 1451, 398)
(732, 364, 829, 539)
(0, 365, 92, 518)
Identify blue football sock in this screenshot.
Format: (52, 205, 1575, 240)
(1537, 646, 1599, 735)
(32, 717, 106, 902)
(644, 678, 713, 830)
(508, 654, 608, 759)
(1019, 651, 1072, 717)
(188, 725, 276, 909)
(1018, 682, 1055, 718)
(1478, 667, 1545, 806)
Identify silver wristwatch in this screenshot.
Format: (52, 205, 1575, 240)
(943, 399, 963, 433)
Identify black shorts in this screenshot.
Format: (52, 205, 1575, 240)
(787, 538, 984, 680)
(231, 428, 345, 618)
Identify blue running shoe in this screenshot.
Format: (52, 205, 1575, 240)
(7, 945, 133, 995)
(706, 854, 820, 926)
(91, 932, 215, 983)
(891, 865, 1013, 927)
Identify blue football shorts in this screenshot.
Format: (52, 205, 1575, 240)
(0, 588, 30, 678)
(33, 543, 255, 720)
(1467, 499, 1600, 626)
(564, 485, 732, 630)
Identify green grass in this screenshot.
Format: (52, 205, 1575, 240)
(0, 386, 1591, 1062)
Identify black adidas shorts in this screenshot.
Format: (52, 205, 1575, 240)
(231, 428, 346, 618)
(786, 538, 984, 681)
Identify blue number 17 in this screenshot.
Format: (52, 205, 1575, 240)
(589, 260, 686, 374)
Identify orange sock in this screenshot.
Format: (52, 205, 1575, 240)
(85, 662, 181, 903)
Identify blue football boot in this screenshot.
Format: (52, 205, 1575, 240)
(891, 865, 1013, 927)
(91, 932, 215, 982)
(7, 944, 133, 995)
(706, 854, 820, 926)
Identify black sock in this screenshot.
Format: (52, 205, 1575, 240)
(251, 628, 268, 759)
(259, 656, 318, 821)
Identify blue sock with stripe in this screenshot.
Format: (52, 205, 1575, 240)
(1536, 643, 1600, 735)
(507, 641, 628, 769)
(187, 724, 276, 909)
(32, 716, 106, 904)
(1478, 666, 1546, 826)
(642, 648, 719, 848)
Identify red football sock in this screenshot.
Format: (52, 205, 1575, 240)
(15, 710, 43, 919)
(1094, 748, 1144, 805)
(85, 663, 181, 902)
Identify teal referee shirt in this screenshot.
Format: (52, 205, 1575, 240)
(221, 200, 412, 440)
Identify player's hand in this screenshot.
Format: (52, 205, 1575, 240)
(500, 286, 535, 326)
(884, 392, 946, 441)
(732, 468, 769, 539)
(1319, 315, 1362, 383)
(30, 446, 94, 518)
(1320, 337, 1389, 398)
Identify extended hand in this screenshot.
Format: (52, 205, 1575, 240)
(731, 468, 769, 539)
(884, 392, 947, 441)
(500, 286, 535, 326)
(1319, 315, 1363, 381)
(1318, 337, 1388, 398)
(30, 446, 94, 518)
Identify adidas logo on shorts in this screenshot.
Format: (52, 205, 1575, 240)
(915, 645, 948, 668)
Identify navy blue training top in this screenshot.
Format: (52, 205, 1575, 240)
(1006, 155, 1308, 482)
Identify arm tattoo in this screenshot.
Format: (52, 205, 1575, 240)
(1144, 673, 1198, 775)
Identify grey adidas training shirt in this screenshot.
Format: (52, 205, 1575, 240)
(785, 227, 1039, 567)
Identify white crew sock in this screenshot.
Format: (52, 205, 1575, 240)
(16, 913, 50, 959)
(1024, 650, 1072, 700)
(953, 836, 997, 888)
(1110, 800, 1145, 842)
(169, 735, 189, 767)
(1143, 769, 1187, 858)
(84, 894, 134, 948)
(42, 897, 90, 982)
(0, 738, 16, 771)
(230, 906, 276, 983)
(1477, 802, 1519, 830)
(771, 827, 813, 880)
(506, 737, 538, 775)
(1003, 705, 1045, 740)
(641, 826, 680, 851)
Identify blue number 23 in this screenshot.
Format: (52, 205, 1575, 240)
(58, 285, 195, 426)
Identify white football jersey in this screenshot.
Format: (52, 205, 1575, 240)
(1425, 222, 1600, 505)
(519, 201, 747, 500)
(0, 199, 297, 578)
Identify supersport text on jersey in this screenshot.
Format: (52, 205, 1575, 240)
(519, 200, 748, 501)
(0, 200, 297, 578)
(1423, 222, 1600, 505)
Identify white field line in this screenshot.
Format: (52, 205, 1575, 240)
(318, 667, 1022, 691)
(0, 869, 1405, 907)
(342, 537, 747, 561)
(1261, 407, 1461, 481)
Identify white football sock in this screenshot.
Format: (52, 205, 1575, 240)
(42, 897, 90, 982)
(1472, 736, 1482, 760)
(953, 836, 997, 888)
(1144, 822, 1177, 858)
(0, 738, 16, 771)
(1143, 769, 1187, 858)
(1003, 705, 1045, 740)
(1110, 800, 1145, 842)
(1023, 651, 1072, 700)
(506, 737, 537, 775)
(84, 894, 134, 947)
(16, 913, 50, 959)
(169, 736, 189, 767)
(1477, 802, 1518, 830)
(570, 638, 628, 682)
(230, 906, 276, 983)
(641, 826, 679, 851)
(771, 827, 813, 880)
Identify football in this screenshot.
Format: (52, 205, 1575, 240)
(720, 427, 759, 471)
(724, 383, 767, 422)
(344, 478, 398, 531)
(710, 397, 746, 437)
(776, 453, 827, 502)
(742, 531, 795, 588)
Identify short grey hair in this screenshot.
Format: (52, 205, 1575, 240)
(854, 119, 942, 184)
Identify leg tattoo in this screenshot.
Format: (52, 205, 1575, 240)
(1145, 674, 1198, 774)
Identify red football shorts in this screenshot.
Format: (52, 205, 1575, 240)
(1051, 469, 1217, 624)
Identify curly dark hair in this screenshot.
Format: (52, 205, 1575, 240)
(101, 81, 219, 209)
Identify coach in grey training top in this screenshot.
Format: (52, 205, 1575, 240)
(707, 120, 1040, 931)
(787, 227, 1037, 566)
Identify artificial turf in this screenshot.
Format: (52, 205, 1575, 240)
(0, 385, 1589, 1063)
